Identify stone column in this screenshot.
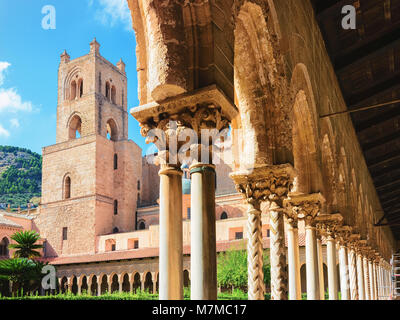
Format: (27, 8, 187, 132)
(317, 235, 325, 300)
(363, 254, 370, 300)
(232, 164, 294, 301)
(286, 217, 301, 300)
(337, 226, 351, 300)
(315, 214, 343, 301)
(368, 259, 374, 299)
(190, 163, 217, 300)
(356, 248, 365, 300)
(97, 282, 101, 297)
(372, 258, 378, 300)
(131, 86, 237, 301)
(159, 163, 183, 300)
(285, 193, 325, 300)
(348, 245, 359, 300)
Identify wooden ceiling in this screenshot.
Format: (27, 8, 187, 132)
(312, 0, 400, 238)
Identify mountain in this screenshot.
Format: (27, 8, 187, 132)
(0, 146, 42, 210)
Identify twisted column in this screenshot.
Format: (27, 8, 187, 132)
(246, 202, 265, 300)
(356, 242, 366, 300)
(232, 164, 294, 301)
(270, 207, 288, 300)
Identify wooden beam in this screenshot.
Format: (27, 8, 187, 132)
(355, 104, 400, 132)
(368, 151, 400, 170)
(361, 130, 400, 152)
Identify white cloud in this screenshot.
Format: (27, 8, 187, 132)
(10, 118, 20, 128)
(91, 0, 132, 31)
(0, 88, 33, 113)
(0, 62, 11, 86)
(0, 124, 10, 138)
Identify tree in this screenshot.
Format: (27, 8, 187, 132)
(8, 231, 43, 258)
(0, 258, 47, 296)
(217, 242, 271, 292)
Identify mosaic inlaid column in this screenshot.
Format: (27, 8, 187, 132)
(232, 164, 294, 300)
(285, 193, 325, 300)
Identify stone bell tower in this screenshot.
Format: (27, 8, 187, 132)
(36, 39, 142, 257)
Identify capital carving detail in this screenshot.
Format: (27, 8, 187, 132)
(283, 193, 325, 226)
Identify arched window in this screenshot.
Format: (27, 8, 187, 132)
(114, 154, 118, 170)
(64, 176, 71, 199)
(114, 200, 118, 215)
(70, 80, 77, 100)
(0, 237, 9, 257)
(138, 221, 145, 230)
(111, 85, 116, 104)
(106, 119, 118, 141)
(68, 115, 82, 140)
(105, 82, 110, 100)
(78, 78, 83, 98)
(220, 212, 228, 220)
(113, 227, 119, 234)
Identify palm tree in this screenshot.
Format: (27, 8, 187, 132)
(8, 231, 43, 259)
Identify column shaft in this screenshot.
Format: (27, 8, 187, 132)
(339, 245, 350, 300)
(159, 165, 183, 300)
(317, 238, 325, 300)
(326, 237, 338, 300)
(305, 224, 320, 300)
(363, 256, 370, 300)
(270, 210, 288, 300)
(348, 248, 358, 300)
(190, 164, 217, 300)
(246, 203, 265, 300)
(368, 260, 374, 300)
(356, 253, 365, 300)
(287, 222, 301, 300)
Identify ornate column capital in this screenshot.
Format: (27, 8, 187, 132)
(131, 85, 237, 165)
(283, 192, 325, 227)
(336, 225, 353, 246)
(315, 213, 344, 239)
(230, 164, 295, 209)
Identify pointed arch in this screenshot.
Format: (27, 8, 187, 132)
(106, 118, 118, 141)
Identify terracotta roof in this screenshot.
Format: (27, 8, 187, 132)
(0, 213, 23, 228)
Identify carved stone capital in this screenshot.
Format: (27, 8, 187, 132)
(336, 225, 352, 246)
(230, 164, 295, 209)
(315, 213, 344, 239)
(283, 192, 325, 227)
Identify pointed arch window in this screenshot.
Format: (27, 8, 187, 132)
(64, 176, 71, 199)
(114, 153, 118, 170)
(114, 200, 118, 215)
(70, 80, 77, 100)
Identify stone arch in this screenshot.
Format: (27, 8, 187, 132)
(0, 236, 9, 257)
(60, 276, 68, 294)
(63, 173, 71, 200)
(71, 275, 78, 295)
(110, 273, 119, 293)
(220, 211, 228, 220)
(77, 78, 84, 98)
(100, 274, 108, 294)
(106, 118, 118, 141)
(89, 274, 98, 296)
(320, 117, 338, 213)
(121, 272, 130, 293)
(68, 113, 82, 140)
(111, 85, 116, 104)
(138, 220, 146, 230)
(79, 275, 88, 294)
(233, 1, 284, 168)
(143, 271, 153, 293)
(132, 272, 141, 293)
(63, 66, 83, 100)
(290, 64, 322, 194)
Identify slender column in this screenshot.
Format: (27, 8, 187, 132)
(270, 208, 288, 300)
(159, 164, 183, 300)
(245, 202, 265, 300)
(356, 252, 365, 300)
(78, 282, 82, 295)
(87, 280, 92, 296)
(372, 260, 378, 300)
(119, 278, 123, 294)
(368, 259, 374, 299)
(363, 255, 370, 300)
(233, 164, 294, 301)
(317, 236, 325, 300)
(285, 193, 324, 300)
(338, 244, 350, 300)
(315, 214, 343, 301)
(97, 282, 101, 297)
(305, 218, 320, 300)
(190, 163, 217, 300)
(348, 246, 359, 300)
(286, 218, 301, 300)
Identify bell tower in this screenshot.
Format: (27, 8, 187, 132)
(36, 39, 142, 257)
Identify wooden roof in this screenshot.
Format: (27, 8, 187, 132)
(312, 0, 400, 238)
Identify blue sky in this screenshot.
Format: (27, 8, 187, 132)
(0, 0, 148, 154)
